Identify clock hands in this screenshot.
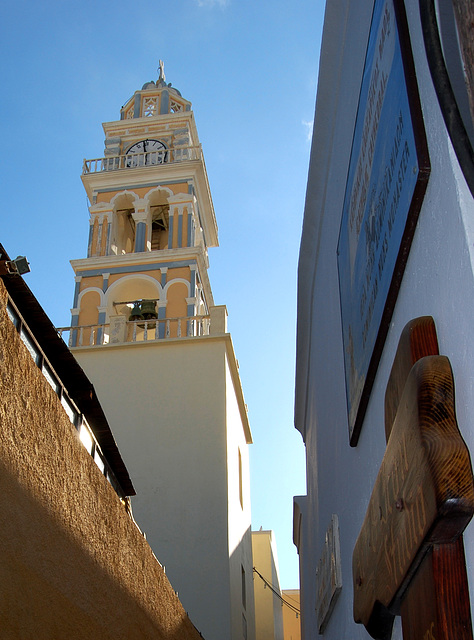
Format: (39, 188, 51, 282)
(125, 140, 167, 167)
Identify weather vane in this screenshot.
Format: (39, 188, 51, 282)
(158, 60, 165, 83)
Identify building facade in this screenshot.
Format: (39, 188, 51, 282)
(61, 67, 256, 640)
(252, 530, 285, 640)
(0, 247, 202, 639)
(295, 0, 474, 638)
(281, 590, 300, 640)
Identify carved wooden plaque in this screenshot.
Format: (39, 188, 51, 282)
(353, 355, 474, 637)
(384, 315, 439, 440)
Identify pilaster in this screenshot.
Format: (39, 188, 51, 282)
(89, 204, 114, 257)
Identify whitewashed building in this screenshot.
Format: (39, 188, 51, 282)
(294, 0, 474, 638)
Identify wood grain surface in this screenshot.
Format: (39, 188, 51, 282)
(384, 316, 439, 442)
(353, 356, 474, 636)
(401, 537, 473, 640)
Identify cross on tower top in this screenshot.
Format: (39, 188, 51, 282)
(158, 60, 165, 84)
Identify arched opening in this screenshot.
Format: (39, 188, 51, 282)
(107, 276, 162, 342)
(111, 193, 137, 255)
(150, 205, 169, 250)
(147, 189, 171, 252)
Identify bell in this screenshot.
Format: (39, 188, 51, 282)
(140, 299, 158, 320)
(129, 302, 144, 321)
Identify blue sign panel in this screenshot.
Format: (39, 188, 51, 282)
(338, 0, 429, 444)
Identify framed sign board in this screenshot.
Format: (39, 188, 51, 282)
(337, 0, 430, 445)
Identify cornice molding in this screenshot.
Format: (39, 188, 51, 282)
(71, 246, 204, 271)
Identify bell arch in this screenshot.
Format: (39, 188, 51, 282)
(110, 191, 140, 255)
(146, 187, 173, 251)
(105, 274, 163, 321)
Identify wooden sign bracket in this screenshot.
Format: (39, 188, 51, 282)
(353, 317, 474, 639)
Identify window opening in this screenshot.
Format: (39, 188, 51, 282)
(6, 302, 20, 328)
(150, 204, 169, 251)
(79, 422, 94, 454)
(115, 208, 136, 254)
(43, 362, 60, 394)
(20, 326, 41, 366)
(61, 394, 78, 426)
(5, 295, 125, 498)
(94, 448, 105, 473)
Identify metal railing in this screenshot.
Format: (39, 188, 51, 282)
(82, 145, 203, 174)
(57, 315, 211, 347)
(6, 298, 126, 498)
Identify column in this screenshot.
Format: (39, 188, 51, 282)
(70, 308, 80, 347)
(132, 205, 149, 253)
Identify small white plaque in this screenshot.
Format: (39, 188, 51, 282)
(315, 514, 342, 634)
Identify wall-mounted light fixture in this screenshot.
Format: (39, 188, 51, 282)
(0, 255, 30, 276)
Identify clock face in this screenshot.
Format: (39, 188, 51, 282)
(125, 139, 168, 167)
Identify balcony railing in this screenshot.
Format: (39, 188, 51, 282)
(83, 145, 203, 174)
(57, 315, 211, 348)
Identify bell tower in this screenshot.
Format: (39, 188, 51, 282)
(70, 61, 217, 346)
(67, 64, 256, 640)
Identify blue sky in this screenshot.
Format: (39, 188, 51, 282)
(1, 0, 324, 588)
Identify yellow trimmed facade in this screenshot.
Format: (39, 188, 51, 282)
(69, 67, 217, 347)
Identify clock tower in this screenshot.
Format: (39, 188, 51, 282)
(71, 61, 217, 342)
(66, 64, 256, 640)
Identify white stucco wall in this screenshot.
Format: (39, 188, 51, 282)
(226, 356, 256, 640)
(295, 0, 474, 638)
(75, 335, 254, 640)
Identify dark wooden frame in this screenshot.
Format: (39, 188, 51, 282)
(339, 0, 431, 446)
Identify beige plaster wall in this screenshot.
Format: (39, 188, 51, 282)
(74, 336, 252, 640)
(226, 355, 256, 640)
(0, 280, 202, 640)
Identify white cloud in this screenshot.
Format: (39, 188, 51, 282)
(302, 120, 314, 142)
(195, 0, 228, 6)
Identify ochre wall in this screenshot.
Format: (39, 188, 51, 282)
(252, 531, 283, 640)
(282, 590, 300, 640)
(77, 265, 192, 332)
(0, 279, 203, 640)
